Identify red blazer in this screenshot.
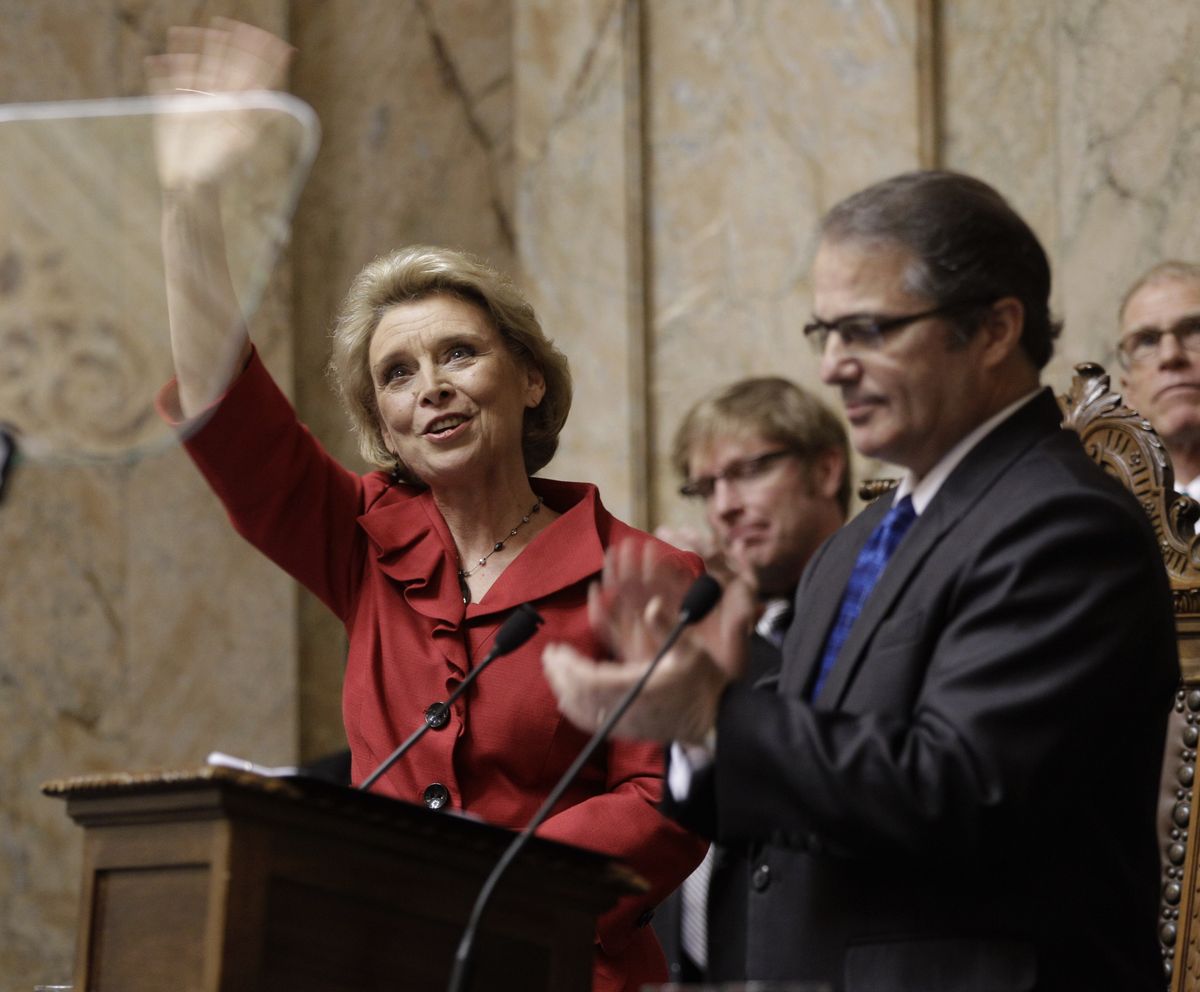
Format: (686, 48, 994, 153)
(168, 351, 706, 992)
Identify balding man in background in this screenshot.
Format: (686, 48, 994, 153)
(1117, 261, 1200, 496)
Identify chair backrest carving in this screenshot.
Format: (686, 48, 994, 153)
(857, 477, 900, 504)
(1058, 361, 1200, 990)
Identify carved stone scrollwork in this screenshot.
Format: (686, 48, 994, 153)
(1057, 362, 1200, 989)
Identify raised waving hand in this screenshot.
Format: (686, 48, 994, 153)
(146, 19, 294, 418)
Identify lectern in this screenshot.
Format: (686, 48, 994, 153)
(43, 767, 645, 992)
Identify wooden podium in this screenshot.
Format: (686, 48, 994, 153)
(43, 766, 645, 992)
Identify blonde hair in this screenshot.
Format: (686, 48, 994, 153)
(671, 376, 852, 516)
(328, 245, 572, 480)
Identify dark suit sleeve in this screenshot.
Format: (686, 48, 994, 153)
(708, 488, 1177, 858)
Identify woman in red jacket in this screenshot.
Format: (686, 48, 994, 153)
(150, 19, 704, 992)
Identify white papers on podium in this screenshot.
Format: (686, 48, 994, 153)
(206, 750, 299, 778)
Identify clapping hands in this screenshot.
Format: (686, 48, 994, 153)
(542, 541, 758, 745)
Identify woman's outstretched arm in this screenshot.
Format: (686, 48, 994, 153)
(147, 19, 294, 416)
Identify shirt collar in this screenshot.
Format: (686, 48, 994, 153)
(894, 388, 1043, 515)
(755, 597, 793, 646)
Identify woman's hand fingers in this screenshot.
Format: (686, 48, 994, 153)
(147, 19, 295, 190)
(207, 18, 295, 91)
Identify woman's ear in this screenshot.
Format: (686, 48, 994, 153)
(525, 364, 547, 408)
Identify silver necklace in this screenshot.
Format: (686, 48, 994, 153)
(457, 496, 543, 604)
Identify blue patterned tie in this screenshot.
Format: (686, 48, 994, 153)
(809, 495, 917, 700)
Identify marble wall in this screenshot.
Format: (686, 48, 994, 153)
(0, 0, 513, 984)
(0, 2, 297, 985)
(3, 0, 1199, 984)
(643, 0, 923, 523)
(940, 0, 1200, 394)
(519, 0, 1200, 531)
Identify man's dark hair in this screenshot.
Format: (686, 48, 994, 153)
(821, 170, 1060, 369)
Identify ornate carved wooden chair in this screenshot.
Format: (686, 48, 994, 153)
(857, 362, 1200, 988)
(1058, 362, 1200, 989)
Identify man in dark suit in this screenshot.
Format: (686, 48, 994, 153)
(651, 377, 849, 982)
(543, 170, 1179, 991)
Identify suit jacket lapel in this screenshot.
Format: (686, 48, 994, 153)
(813, 388, 1063, 708)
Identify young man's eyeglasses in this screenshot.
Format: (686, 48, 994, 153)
(680, 449, 797, 499)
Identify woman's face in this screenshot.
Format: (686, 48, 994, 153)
(367, 293, 545, 488)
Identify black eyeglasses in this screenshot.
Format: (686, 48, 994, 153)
(680, 449, 796, 499)
(1116, 317, 1200, 369)
(802, 298, 996, 354)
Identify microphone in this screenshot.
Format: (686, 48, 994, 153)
(446, 573, 722, 992)
(357, 602, 544, 793)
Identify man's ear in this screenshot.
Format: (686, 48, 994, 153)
(978, 297, 1025, 368)
(811, 447, 846, 500)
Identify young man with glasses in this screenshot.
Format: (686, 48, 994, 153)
(544, 170, 1177, 991)
(670, 378, 849, 614)
(1116, 261, 1200, 495)
(653, 377, 848, 983)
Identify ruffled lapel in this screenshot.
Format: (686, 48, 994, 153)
(358, 484, 460, 611)
(358, 483, 471, 673)
(356, 478, 609, 670)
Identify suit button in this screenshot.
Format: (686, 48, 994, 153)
(423, 782, 450, 809)
(751, 863, 771, 891)
(424, 702, 450, 729)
